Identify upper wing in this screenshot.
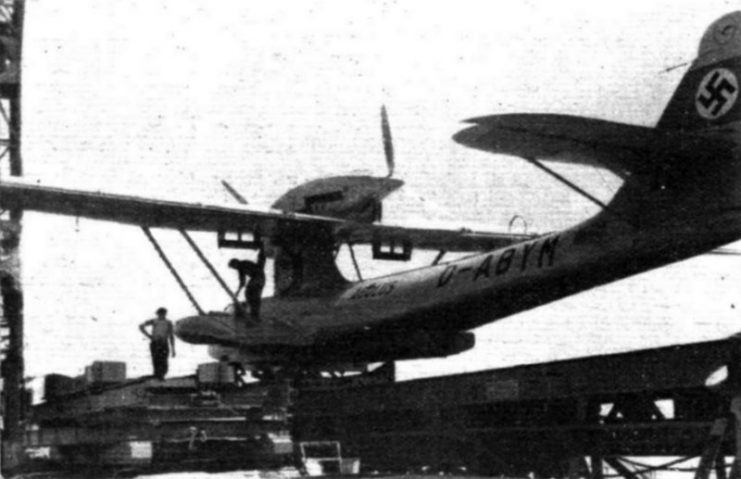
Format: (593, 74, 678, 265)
(453, 114, 728, 178)
(0, 180, 532, 252)
(0, 180, 340, 235)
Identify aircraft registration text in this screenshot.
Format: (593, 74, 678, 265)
(438, 235, 559, 288)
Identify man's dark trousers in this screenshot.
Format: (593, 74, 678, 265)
(150, 340, 169, 380)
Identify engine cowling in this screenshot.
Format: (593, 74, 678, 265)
(271, 175, 403, 223)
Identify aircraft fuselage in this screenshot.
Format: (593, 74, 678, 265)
(176, 198, 741, 368)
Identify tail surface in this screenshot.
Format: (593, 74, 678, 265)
(658, 12, 741, 132)
(452, 12, 741, 233)
(607, 11, 741, 231)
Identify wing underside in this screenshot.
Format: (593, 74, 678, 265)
(0, 180, 531, 253)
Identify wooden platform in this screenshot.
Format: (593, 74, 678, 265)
(25, 375, 294, 471)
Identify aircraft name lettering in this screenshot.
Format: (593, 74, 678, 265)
(349, 281, 397, 300)
(437, 235, 560, 288)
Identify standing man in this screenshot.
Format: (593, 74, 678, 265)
(139, 307, 175, 380)
(228, 245, 266, 322)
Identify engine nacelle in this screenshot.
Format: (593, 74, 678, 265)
(271, 175, 403, 223)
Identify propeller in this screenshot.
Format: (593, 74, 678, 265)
(381, 105, 395, 178)
(221, 180, 248, 205)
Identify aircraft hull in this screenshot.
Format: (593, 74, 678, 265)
(176, 204, 741, 368)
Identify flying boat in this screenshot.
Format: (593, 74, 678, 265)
(2, 12, 741, 380)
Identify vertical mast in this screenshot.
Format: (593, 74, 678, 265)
(0, 0, 24, 473)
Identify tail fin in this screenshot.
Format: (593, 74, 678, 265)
(658, 12, 741, 132)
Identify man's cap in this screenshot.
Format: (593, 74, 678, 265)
(156, 307, 167, 316)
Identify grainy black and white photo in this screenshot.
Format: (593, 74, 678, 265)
(1, 1, 741, 477)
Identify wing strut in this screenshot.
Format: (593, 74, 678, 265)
(524, 156, 632, 226)
(179, 229, 240, 305)
(142, 227, 205, 315)
(347, 242, 363, 281)
(432, 250, 446, 265)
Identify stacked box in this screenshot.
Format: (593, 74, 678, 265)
(264, 432, 294, 455)
(340, 458, 361, 474)
(85, 361, 126, 385)
(196, 362, 235, 385)
(43, 374, 74, 399)
(97, 441, 152, 465)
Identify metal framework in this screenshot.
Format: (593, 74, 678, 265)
(0, 0, 23, 474)
(294, 337, 741, 478)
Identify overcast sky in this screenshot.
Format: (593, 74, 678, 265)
(14, 0, 741, 384)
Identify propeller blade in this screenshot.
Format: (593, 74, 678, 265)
(381, 105, 395, 178)
(708, 248, 741, 256)
(221, 180, 248, 205)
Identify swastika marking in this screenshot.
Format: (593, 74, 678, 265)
(696, 68, 739, 120)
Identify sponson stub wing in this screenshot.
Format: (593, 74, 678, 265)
(453, 114, 734, 178)
(338, 223, 534, 253)
(0, 179, 532, 253)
